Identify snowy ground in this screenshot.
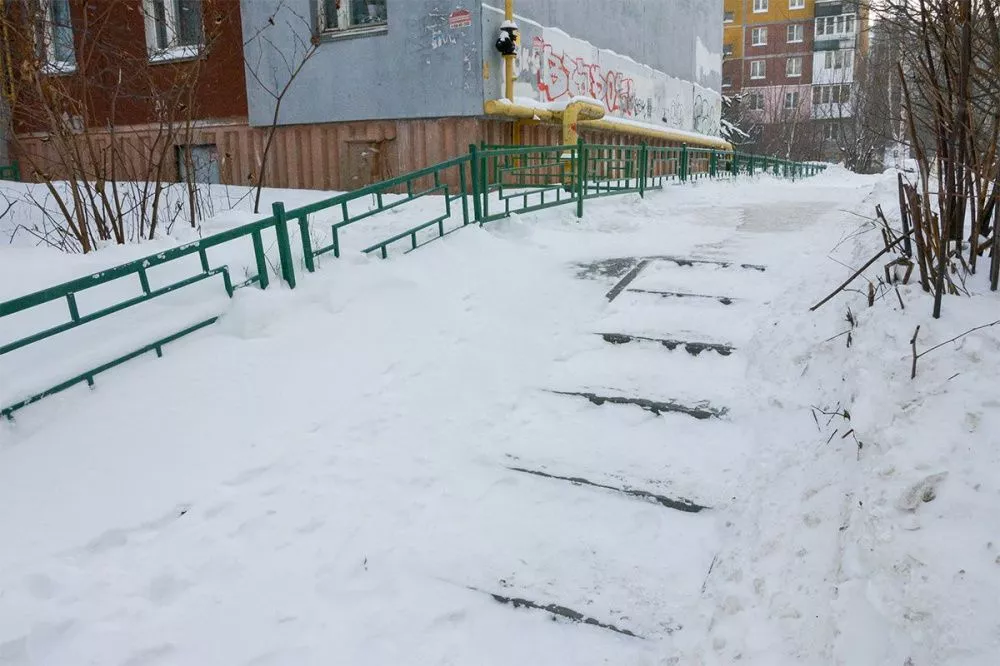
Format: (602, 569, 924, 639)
(1, 169, 998, 665)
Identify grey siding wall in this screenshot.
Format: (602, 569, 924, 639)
(241, 0, 485, 126)
(494, 0, 723, 91)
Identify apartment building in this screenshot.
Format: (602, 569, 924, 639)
(4, 0, 726, 192)
(723, 0, 865, 157)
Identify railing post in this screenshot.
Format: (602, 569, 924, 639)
(459, 158, 470, 225)
(297, 214, 315, 272)
(271, 202, 296, 289)
(749, 154, 755, 177)
(680, 143, 689, 182)
(575, 138, 586, 218)
(639, 142, 648, 198)
(469, 144, 482, 223)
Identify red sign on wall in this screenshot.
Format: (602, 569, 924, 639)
(448, 8, 472, 29)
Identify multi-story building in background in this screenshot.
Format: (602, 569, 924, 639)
(723, 0, 866, 159)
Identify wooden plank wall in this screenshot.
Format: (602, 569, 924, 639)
(14, 116, 694, 192)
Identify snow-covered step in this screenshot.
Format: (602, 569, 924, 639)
(551, 391, 726, 420)
(630, 259, 774, 301)
(597, 295, 757, 345)
(625, 288, 740, 305)
(507, 464, 709, 513)
(502, 392, 751, 504)
(456, 463, 719, 642)
(550, 339, 746, 405)
(599, 333, 736, 357)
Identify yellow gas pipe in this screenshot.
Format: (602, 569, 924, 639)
(503, 0, 520, 145)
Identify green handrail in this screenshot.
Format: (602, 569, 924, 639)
(0, 141, 825, 420)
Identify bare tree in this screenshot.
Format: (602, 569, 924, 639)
(0, 0, 223, 252)
(859, 0, 1000, 315)
(242, 0, 318, 214)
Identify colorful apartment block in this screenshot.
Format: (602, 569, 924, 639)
(723, 0, 866, 155)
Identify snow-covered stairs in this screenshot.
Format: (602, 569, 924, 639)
(489, 254, 770, 642)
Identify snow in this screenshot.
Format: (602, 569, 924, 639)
(2, 168, 999, 664)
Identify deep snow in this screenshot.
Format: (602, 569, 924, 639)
(1, 169, 998, 665)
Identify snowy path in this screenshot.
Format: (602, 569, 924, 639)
(0, 173, 882, 665)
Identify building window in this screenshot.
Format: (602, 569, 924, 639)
(817, 13, 857, 37)
(786, 56, 802, 77)
(784, 91, 800, 109)
(724, 10, 735, 22)
(789, 0, 805, 8)
(750, 59, 766, 79)
(753, 0, 769, 12)
(751, 27, 768, 46)
(144, 0, 203, 61)
(723, 43, 734, 57)
(320, 0, 388, 34)
(825, 49, 854, 70)
(787, 24, 804, 43)
(748, 91, 765, 110)
(723, 76, 733, 89)
(37, 0, 75, 73)
(813, 84, 851, 106)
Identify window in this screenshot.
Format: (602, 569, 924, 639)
(37, 0, 75, 72)
(825, 50, 837, 68)
(753, 0, 769, 12)
(787, 24, 804, 43)
(748, 91, 765, 110)
(789, 0, 805, 8)
(320, 0, 388, 33)
(723, 43, 734, 57)
(751, 27, 768, 46)
(813, 84, 851, 106)
(786, 56, 802, 77)
(784, 91, 800, 109)
(144, 0, 203, 61)
(724, 10, 735, 22)
(824, 123, 837, 140)
(723, 76, 733, 89)
(750, 60, 766, 79)
(817, 13, 857, 37)
(825, 50, 852, 69)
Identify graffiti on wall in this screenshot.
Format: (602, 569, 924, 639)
(527, 37, 653, 121)
(496, 22, 721, 136)
(692, 89, 721, 136)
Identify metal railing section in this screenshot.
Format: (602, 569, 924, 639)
(0, 142, 825, 419)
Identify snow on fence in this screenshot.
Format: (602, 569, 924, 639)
(0, 142, 824, 419)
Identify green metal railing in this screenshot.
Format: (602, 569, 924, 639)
(0, 142, 824, 419)
(0, 162, 20, 181)
(0, 215, 294, 418)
